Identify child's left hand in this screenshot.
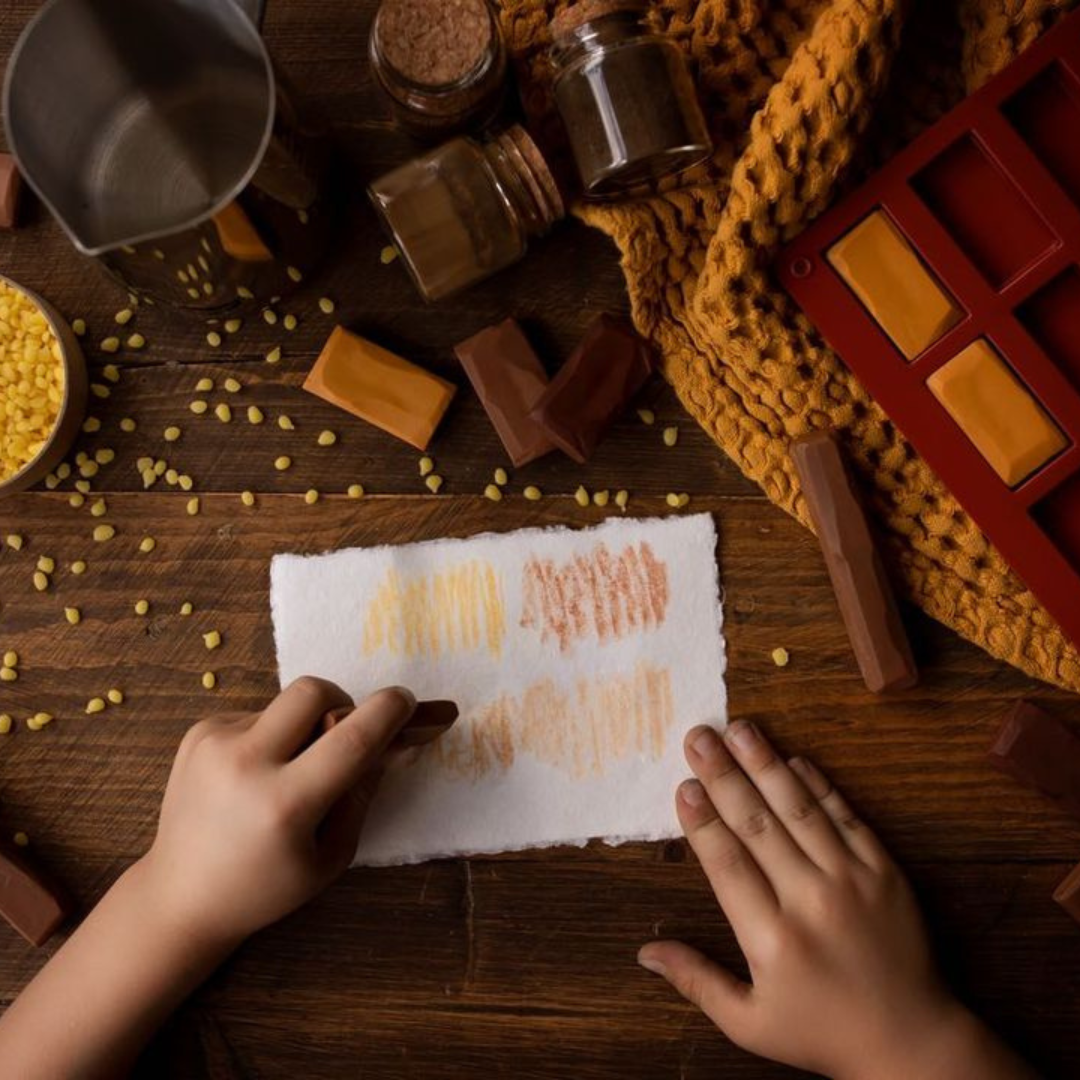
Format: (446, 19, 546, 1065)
(141, 676, 417, 950)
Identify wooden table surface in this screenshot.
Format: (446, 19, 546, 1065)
(2, 2, 1080, 1077)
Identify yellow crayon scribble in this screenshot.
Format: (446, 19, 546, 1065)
(362, 560, 506, 658)
(435, 663, 674, 780)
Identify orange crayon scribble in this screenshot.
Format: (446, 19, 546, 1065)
(520, 541, 669, 652)
(435, 663, 674, 781)
(362, 560, 506, 659)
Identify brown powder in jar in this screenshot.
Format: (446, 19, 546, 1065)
(377, 0, 493, 86)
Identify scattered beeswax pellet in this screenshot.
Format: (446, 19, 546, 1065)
(76, 451, 89, 467)
(164, 426, 181, 442)
(195, 377, 214, 392)
(141, 467, 157, 489)
(190, 399, 208, 415)
(74, 479, 91, 494)
(615, 489, 629, 510)
(13, 831, 28, 846)
(68, 493, 83, 508)
(186, 497, 200, 516)
(277, 415, 294, 431)
(165, 469, 179, 485)
(286, 265, 303, 283)
(32, 571, 49, 592)
(90, 383, 110, 400)
(36, 555, 55, 574)
(302, 489, 318, 505)
(79, 460, 99, 478)
(82, 416, 102, 433)
(86, 697, 106, 715)
(317, 430, 337, 447)
(64, 607, 81, 625)
(120, 417, 137, 432)
(2, 651, 17, 667)
(637, 408, 655, 425)
(318, 296, 335, 314)
(419, 457, 434, 477)
(127, 333, 145, 350)
(298, 209, 310, 225)
(247, 406, 264, 425)
(224, 318, 242, 334)
(574, 486, 589, 507)
(100, 337, 120, 353)
(0, 715, 10, 735)
(483, 484, 503, 502)
(5, 534, 24, 550)
(524, 485, 542, 501)
(30, 712, 53, 729)
(90, 498, 107, 517)
(283, 313, 298, 331)
(114, 308, 133, 325)
(663, 426, 679, 447)
(237, 286, 255, 300)
(771, 647, 791, 667)
(206, 331, 222, 347)
(44, 473, 60, 490)
(154, 459, 167, 476)
(70, 560, 87, 575)
(274, 455, 292, 471)
(263, 308, 278, 326)
(380, 245, 399, 264)
(348, 483, 365, 498)
(0, 668, 16, 683)
(107, 689, 124, 705)
(265, 345, 282, 364)
(72, 318, 86, 337)
(425, 474, 443, 493)
(214, 403, 232, 423)
(241, 490, 256, 507)
(677, 493, 691, 508)
(493, 467, 508, 486)
(179, 602, 193, 616)
(138, 536, 156, 554)
(56, 463, 71, 479)
(134, 599, 149, 616)
(665, 493, 680, 508)
(202, 671, 217, 690)
(224, 377, 241, 393)
(178, 474, 193, 491)
(95, 448, 115, 465)
(203, 630, 222, 650)
(102, 363, 120, 383)
(593, 490, 610, 507)
(136, 456, 153, 472)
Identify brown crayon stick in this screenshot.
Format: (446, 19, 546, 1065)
(320, 699, 459, 747)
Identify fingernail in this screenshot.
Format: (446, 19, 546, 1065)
(789, 756, 809, 779)
(382, 686, 417, 714)
(638, 952, 666, 976)
(678, 778, 708, 807)
(725, 720, 758, 752)
(690, 726, 721, 758)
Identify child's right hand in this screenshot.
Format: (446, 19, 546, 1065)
(639, 722, 1036, 1080)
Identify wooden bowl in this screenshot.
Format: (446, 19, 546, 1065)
(0, 275, 88, 498)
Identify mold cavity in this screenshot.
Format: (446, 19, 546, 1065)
(1005, 62, 1080, 205)
(1034, 470, 1080, 575)
(1017, 265, 1080, 394)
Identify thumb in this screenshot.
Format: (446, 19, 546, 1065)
(638, 941, 755, 1040)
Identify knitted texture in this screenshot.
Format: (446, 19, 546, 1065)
(502, 0, 1080, 692)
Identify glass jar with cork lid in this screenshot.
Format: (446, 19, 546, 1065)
(369, 0, 509, 139)
(550, 0, 712, 197)
(368, 125, 565, 302)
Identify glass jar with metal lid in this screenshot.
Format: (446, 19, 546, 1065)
(550, 0, 712, 197)
(368, 124, 565, 301)
(369, 0, 509, 139)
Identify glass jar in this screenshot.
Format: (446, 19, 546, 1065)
(369, 0, 508, 140)
(550, 0, 712, 197)
(368, 125, 565, 302)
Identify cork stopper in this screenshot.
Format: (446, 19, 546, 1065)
(506, 126, 565, 223)
(376, 0, 494, 86)
(549, 0, 648, 41)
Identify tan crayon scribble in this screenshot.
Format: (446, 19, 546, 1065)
(520, 541, 669, 652)
(362, 560, 506, 659)
(434, 663, 674, 780)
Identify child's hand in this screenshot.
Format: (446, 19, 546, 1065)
(141, 677, 416, 949)
(639, 721, 1011, 1080)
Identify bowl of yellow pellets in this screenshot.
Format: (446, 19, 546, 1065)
(0, 274, 87, 496)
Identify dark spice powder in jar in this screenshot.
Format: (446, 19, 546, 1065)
(377, 0, 493, 86)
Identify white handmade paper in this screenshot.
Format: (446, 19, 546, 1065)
(270, 513, 727, 866)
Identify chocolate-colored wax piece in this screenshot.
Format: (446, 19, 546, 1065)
(0, 836, 68, 946)
(529, 313, 656, 463)
(0, 154, 22, 229)
(321, 699, 459, 747)
(988, 700, 1080, 819)
(791, 431, 918, 693)
(454, 319, 556, 467)
(1053, 861, 1080, 926)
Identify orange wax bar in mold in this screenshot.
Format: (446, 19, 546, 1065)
(826, 211, 963, 360)
(211, 201, 273, 262)
(927, 339, 1067, 487)
(304, 326, 456, 451)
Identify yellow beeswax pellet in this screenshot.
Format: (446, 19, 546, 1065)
(139, 536, 156, 553)
(677, 493, 690, 508)
(274, 455, 292, 471)
(100, 336, 120, 353)
(179, 601, 193, 616)
(90, 383, 110, 399)
(82, 416, 102, 433)
(72, 318, 86, 337)
(165, 469, 179, 485)
(380, 245, 399, 264)
(425, 474, 443, 493)
(114, 308, 133, 325)
(493, 468, 508, 486)
(102, 364, 121, 383)
(662, 426, 679, 447)
(347, 483, 365, 498)
(637, 409, 655, 425)
(12, 830, 29, 845)
(263, 309, 278, 326)
(318, 297, 335, 314)
(317, 430, 337, 447)
(224, 318, 242, 334)
(237, 285, 255, 299)
(418, 456, 434, 477)
(195, 377, 214, 393)
(32, 571, 49, 592)
(523, 485, 542, 501)
(283, 313, 298, 331)
(127, 333, 146, 350)
(189, 399, 208, 415)
(95, 448, 115, 465)
(56, 463, 71, 479)
(615, 489, 629, 511)
(120, 417, 137, 432)
(134, 599, 149, 615)
(241, 490, 256, 507)
(90, 498, 107, 517)
(574, 486, 589, 507)
(203, 630, 222, 650)
(70, 560, 87, 575)
(0, 714, 11, 735)
(107, 689, 124, 704)
(665, 493, 680, 508)
(483, 484, 503, 502)
(206, 331, 222, 347)
(64, 607, 81, 625)
(30, 712, 53, 729)
(164, 426, 181, 442)
(247, 406, 264, 425)
(286, 265, 303, 283)
(771, 647, 791, 668)
(215, 403, 232, 423)
(2, 651, 17, 668)
(141, 467, 157, 489)
(5, 534, 24, 550)
(304, 489, 319, 505)
(154, 459, 167, 476)
(186, 497, 200, 516)
(277, 414, 294, 431)
(86, 697, 106, 715)
(136, 456, 153, 472)
(74, 479, 91, 494)
(44, 472, 60, 489)
(36, 555, 55, 574)
(0, 668, 17, 683)
(202, 671, 217, 690)
(265, 345, 282, 364)
(224, 377, 241, 393)
(179, 474, 193, 491)
(79, 460, 99, 479)
(593, 490, 611, 508)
